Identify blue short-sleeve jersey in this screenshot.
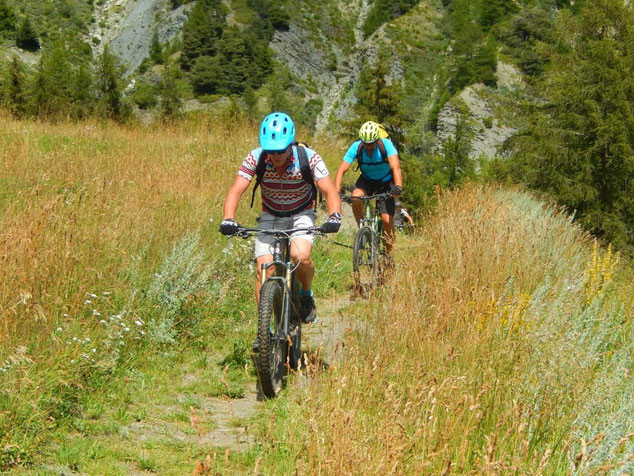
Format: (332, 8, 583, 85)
(343, 139, 397, 182)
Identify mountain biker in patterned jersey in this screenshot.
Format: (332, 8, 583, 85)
(219, 112, 342, 324)
(334, 121, 403, 256)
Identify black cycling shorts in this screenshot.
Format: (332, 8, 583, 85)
(353, 175, 395, 216)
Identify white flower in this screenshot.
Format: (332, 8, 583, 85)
(92, 309, 100, 316)
(56, 327, 62, 332)
(135, 320, 143, 327)
(84, 300, 91, 305)
(88, 293, 98, 298)
(102, 291, 111, 296)
(92, 348, 96, 353)
(70, 359, 75, 364)
(100, 320, 106, 325)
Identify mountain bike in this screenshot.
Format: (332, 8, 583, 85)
(342, 192, 392, 295)
(232, 225, 323, 399)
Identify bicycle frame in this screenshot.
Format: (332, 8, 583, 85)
(259, 236, 295, 340)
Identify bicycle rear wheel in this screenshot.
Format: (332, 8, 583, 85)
(256, 279, 287, 398)
(353, 226, 378, 295)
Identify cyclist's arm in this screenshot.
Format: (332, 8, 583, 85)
(387, 154, 402, 188)
(404, 212, 414, 225)
(334, 161, 351, 192)
(222, 176, 250, 220)
(316, 176, 342, 215)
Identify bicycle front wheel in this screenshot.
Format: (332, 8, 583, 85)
(256, 279, 288, 398)
(353, 226, 378, 295)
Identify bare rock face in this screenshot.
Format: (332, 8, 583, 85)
(435, 63, 522, 159)
(90, 0, 191, 74)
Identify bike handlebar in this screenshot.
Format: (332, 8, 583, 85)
(231, 226, 324, 239)
(341, 192, 392, 203)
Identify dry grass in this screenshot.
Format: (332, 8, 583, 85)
(0, 114, 342, 467)
(258, 184, 634, 474)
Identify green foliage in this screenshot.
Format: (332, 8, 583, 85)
(0, 0, 16, 36)
(180, 0, 227, 71)
(1, 55, 26, 117)
(505, 0, 634, 251)
(95, 45, 127, 121)
(481, 0, 519, 30)
(352, 52, 405, 138)
(149, 30, 163, 65)
(500, 6, 556, 76)
(362, 0, 420, 38)
(159, 63, 184, 119)
(131, 82, 158, 110)
(247, 0, 290, 33)
(15, 17, 39, 51)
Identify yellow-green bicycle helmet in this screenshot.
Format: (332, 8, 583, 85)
(359, 121, 381, 143)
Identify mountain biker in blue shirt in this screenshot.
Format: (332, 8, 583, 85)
(334, 121, 403, 255)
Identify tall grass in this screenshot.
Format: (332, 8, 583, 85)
(0, 115, 348, 469)
(258, 185, 633, 474)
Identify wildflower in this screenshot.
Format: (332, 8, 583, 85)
(70, 360, 75, 364)
(72, 337, 78, 342)
(140, 330, 145, 336)
(88, 293, 98, 298)
(92, 348, 96, 353)
(103, 291, 112, 296)
(100, 320, 106, 325)
(123, 327, 130, 332)
(84, 337, 91, 343)
(63, 313, 68, 318)
(135, 320, 143, 327)
(92, 309, 101, 316)
(56, 327, 62, 332)
(84, 300, 91, 305)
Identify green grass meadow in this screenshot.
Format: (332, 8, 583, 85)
(1, 116, 633, 474)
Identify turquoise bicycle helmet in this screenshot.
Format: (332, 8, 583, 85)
(259, 112, 295, 151)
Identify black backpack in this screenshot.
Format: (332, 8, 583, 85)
(355, 138, 392, 182)
(250, 142, 321, 211)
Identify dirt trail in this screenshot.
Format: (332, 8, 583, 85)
(187, 292, 354, 452)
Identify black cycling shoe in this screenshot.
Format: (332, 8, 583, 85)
(300, 294, 318, 324)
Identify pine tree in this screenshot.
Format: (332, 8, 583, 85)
(71, 63, 95, 119)
(509, 0, 634, 249)
(3, 55, 26, 118)
(215, 26, 250, 94)
(159, 63, 183, 119)
(180, 0, 227, 71)
(149, 30, 163, 64)
(15, 17, 39, 51)
(95, 45, 125, 120)
(0, 0, 16, 36)
(354, 53, 405, 137)
(30, 46, 74, 118)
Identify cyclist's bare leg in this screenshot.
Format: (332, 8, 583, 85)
(255, 254, 276, 304)
(380, 212, 396, 256)
(351, 187, 367, 227)
(290, 238, 314, 292)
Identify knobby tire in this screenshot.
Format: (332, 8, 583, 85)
(256, 280, 287, 398)
(353, 226, 378, 296)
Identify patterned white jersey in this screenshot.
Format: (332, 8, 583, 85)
(238, 145, 329, 215)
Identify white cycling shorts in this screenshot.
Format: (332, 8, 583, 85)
(254, 209, 317, 259)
